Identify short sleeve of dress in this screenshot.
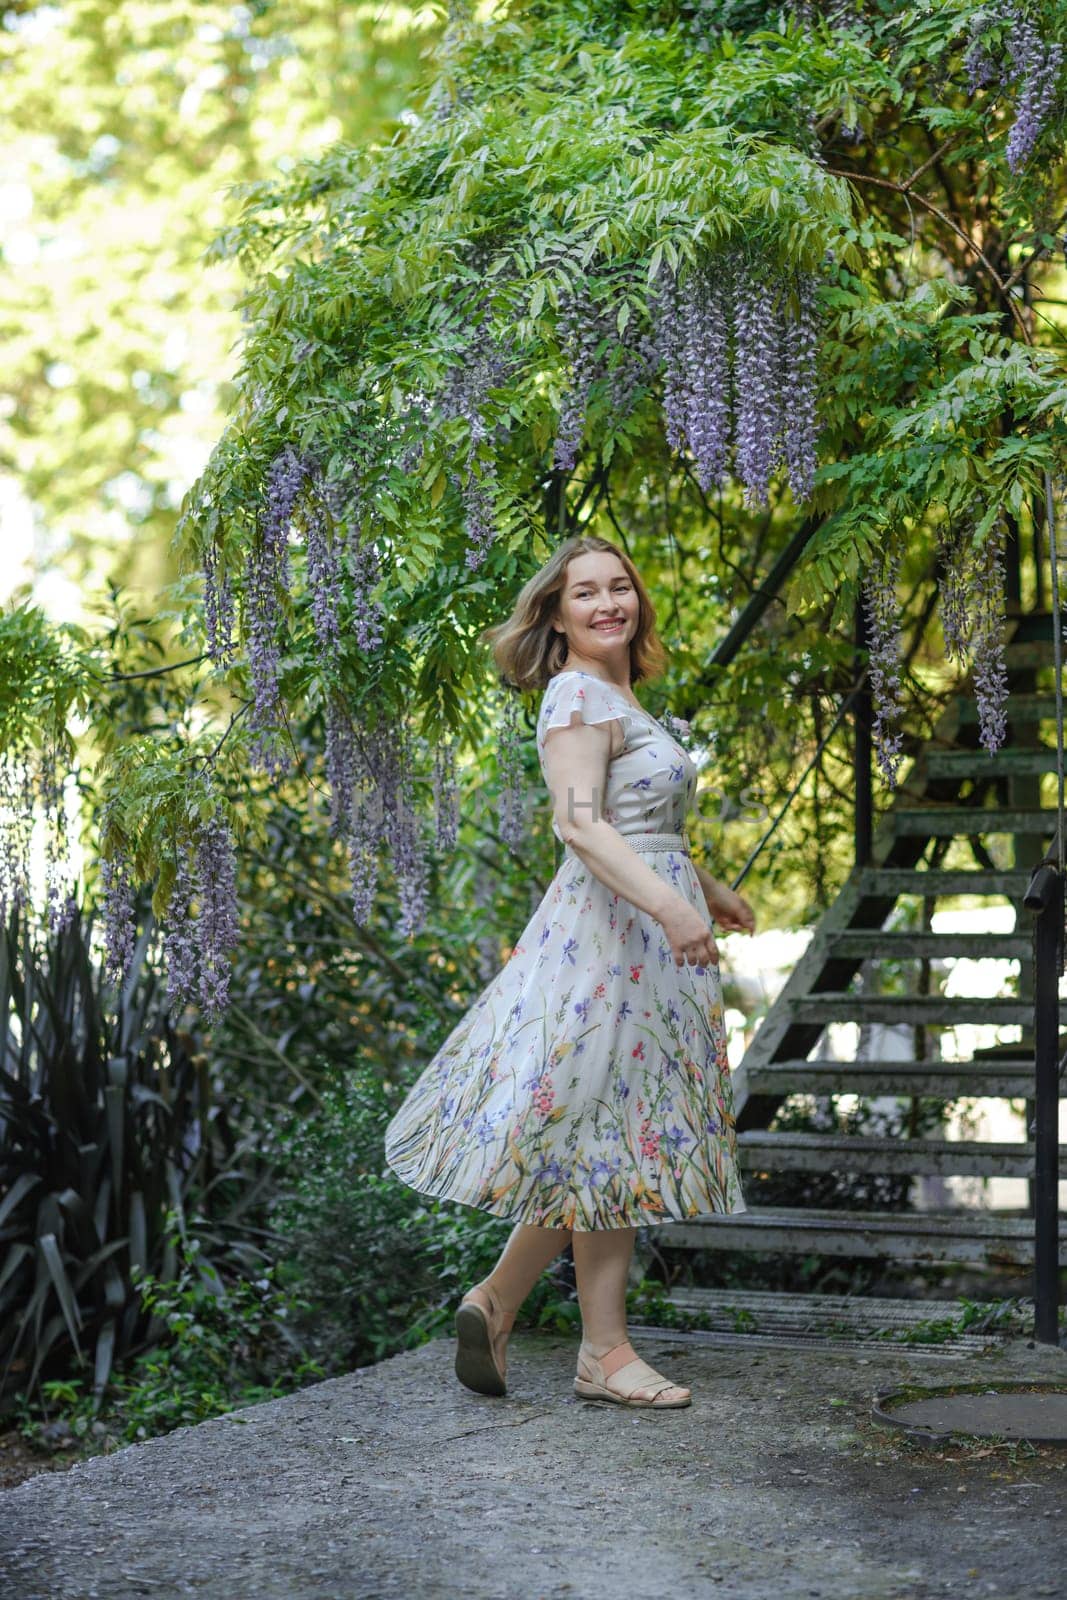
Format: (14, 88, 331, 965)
(537, 672, 627, 750)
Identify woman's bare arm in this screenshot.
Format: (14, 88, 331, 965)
(693, 860, 722, 900)
(541, 718, 681, 922)
(692, 857, 757, 934)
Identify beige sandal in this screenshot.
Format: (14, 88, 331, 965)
(454, 1281, 516, 1397)
(574, 1338, 692, 1409)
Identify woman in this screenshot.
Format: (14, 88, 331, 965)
(385, 534, 754, 1409)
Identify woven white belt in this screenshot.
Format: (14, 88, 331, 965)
(564, 830, 690, 855)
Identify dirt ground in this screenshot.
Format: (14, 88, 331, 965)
(1, 1328, 1065, 1600)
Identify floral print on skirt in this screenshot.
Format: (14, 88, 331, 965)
(384, 669, 748, 1232)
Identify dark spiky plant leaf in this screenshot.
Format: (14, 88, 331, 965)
(0, 896, 257, 1410)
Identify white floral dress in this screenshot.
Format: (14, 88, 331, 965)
(384, 669, 747, 1231)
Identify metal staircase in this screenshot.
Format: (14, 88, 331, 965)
(660, 608, 1067, 1279)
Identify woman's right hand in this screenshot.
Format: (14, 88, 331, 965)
(658, 895, 720, 969)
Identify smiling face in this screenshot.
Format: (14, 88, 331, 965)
(550, 550, 640, 679)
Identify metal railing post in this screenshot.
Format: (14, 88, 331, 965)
(1023, 859, 1065, 1346)
(854, 592, 872, 870)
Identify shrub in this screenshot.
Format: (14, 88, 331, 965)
(267, 1063, 572, 1372)
(0, 897, 272, 1411)
(15, 1219, 325, 1454)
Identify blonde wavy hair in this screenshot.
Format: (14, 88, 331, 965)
(482, 535, 668, 693)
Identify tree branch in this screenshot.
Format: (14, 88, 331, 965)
(102, 653, 212, 682)
(826, 167, 1031, 341)
(905, 132, 965, 194)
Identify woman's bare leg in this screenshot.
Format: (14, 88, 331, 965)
(473, 1221, 573, 1314)
(571, 1226, 637, 1354)
(571, 1225, 689, 1404)
(464, 1222, 573, 1383)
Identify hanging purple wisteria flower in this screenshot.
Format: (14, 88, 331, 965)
(937, 519, 974, 665)
(781, 269, 822, 505)
(970, 517, 1009, 754)
(162, 836, 199, 1013)
(433, 735, 460, 854)
(304, 478, 344, 668)
(347, 722, 389, 925)
(0, 746, 34, 928)
(194, 806, 239, 1020)
(245, 446, 308, 775)
(553, 282, 604, 473)
(733, 255, 784, 510)
(681, 257, 733, 495)
(652, 260, 688, 456)
(963, 13, 999, 93)
(347, 524, 386, 655)
(463, 459, 498, 571)
(963, 3, 1065, 172)
(101, 849, 137, 988)
(389, 728, 430, 940)
(1003, 10, 1064, 173)
(862, 536, 907, 788)
(160, 804, 239, 1020)
(203, 542, 236, 668)
(325, 697, 358, 841)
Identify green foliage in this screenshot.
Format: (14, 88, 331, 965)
(0, 603, 97, 760)
(150, 0, 1067, 938)
(14, 1224, 325, 1452)
(0, 896, 273, 1410)
(182, 1, 861, 608)
(2, 0, 1065, 956)
(865, 1294, 1032, 1346)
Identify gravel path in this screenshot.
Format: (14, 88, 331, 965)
(2, 1330, 1065, 1599)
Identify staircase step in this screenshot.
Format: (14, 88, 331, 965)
(892, 807, 1057, 836)
(737, 1130, 1057, 1178)
(1004, 640, 1060, 669)
(654, 1287, 1026, 1353)
(924, 748, 1064, 778)
(855, 867, 1033, 897)
(787, 993, 1048, 1026)
(828, 929, 1029, 959)
(957, 693, 1062, 725)
(657, 1208, 1057, 1266)
(747, 1058, 1036, 1098)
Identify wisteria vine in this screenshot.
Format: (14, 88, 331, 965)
(964, 2, 1065, 172)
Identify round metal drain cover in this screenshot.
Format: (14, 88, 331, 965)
(873, 1382, 1067, 1445)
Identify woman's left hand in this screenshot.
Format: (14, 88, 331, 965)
(702, 880, 756, 934)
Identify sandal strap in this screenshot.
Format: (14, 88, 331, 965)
(463, 1283, 516, 1327)
(603, 1356, 683, 1401)
(593, 1339, 635, 1374)
(576, 1342, 685, 1400)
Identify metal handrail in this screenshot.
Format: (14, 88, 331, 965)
(698, 515, 824, 676)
